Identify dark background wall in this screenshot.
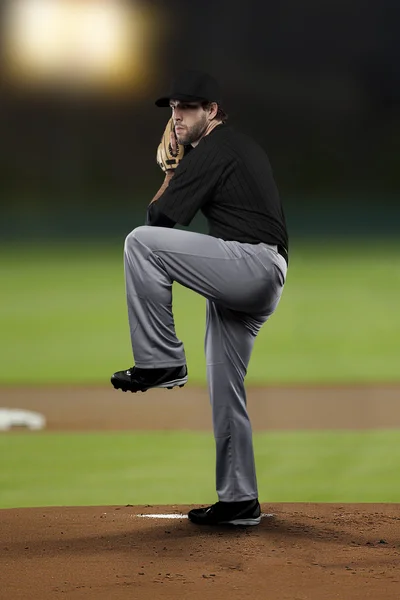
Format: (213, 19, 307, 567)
(0, 0, 399, 239)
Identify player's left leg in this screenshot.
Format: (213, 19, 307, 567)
(111, 224, 286, 393)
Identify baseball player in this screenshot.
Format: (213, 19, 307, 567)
(111, 70, 289, 526)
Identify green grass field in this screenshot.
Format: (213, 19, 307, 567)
(1, 238, 400, 509)
(1, 430, 400, 509)
(1, 238, 399, 385)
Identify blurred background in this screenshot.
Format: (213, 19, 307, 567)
(1, 0, 399, 385)
(1, 0, 400, 507)
(0, 0, 399, 239)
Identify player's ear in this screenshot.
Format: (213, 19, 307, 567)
(209, 102, 218, 119)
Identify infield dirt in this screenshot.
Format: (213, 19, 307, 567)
(1, 385, 400, 599)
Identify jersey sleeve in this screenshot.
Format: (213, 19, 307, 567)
(154, 142, 224, 226)
(145, 203, 177, 227)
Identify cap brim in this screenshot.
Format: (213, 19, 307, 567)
(155, 93, 210, 107)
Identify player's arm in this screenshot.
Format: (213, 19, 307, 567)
(147, 117, 223, 227)
(145, 119, 182, 228)
(155, 149, 222, 227)
(145, 171, 176, 227)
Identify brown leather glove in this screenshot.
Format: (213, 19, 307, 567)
(156, 118, 185, 173)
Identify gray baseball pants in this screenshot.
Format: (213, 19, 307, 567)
(124, 225, 287, 502)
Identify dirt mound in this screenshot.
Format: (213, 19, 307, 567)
(2, 503, 399, 599)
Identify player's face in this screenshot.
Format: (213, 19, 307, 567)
(170, 100, 209, 145)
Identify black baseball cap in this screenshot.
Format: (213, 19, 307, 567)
(155, 70, 222, 107)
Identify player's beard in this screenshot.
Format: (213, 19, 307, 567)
(176, 113, 208, 145)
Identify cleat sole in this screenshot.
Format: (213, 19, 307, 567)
(220, 517, 261, 527)
(112, 378, 187, 393)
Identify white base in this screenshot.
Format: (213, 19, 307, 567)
(137, 512, 274, 520)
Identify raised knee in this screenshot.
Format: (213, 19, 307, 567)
(125, 225, 151, 251)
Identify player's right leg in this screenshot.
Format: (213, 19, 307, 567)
(186, 301, 266, 526)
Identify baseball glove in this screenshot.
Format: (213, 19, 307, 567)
(156, 118, 185, 173)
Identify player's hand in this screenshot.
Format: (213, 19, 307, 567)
(156, 118, 185, 173)
(170, 128, 178, 156)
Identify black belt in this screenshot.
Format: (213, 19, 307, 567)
(277, 245, 289, 266)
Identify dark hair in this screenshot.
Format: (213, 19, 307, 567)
(201, 101, 228, 123)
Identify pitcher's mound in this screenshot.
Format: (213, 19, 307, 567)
(2, 503, 399, 599)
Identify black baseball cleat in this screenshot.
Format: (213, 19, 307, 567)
(188, 499, 261, 527)
(111, 365, 188, 393)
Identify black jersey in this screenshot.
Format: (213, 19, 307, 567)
(149, 124, 288, 252)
